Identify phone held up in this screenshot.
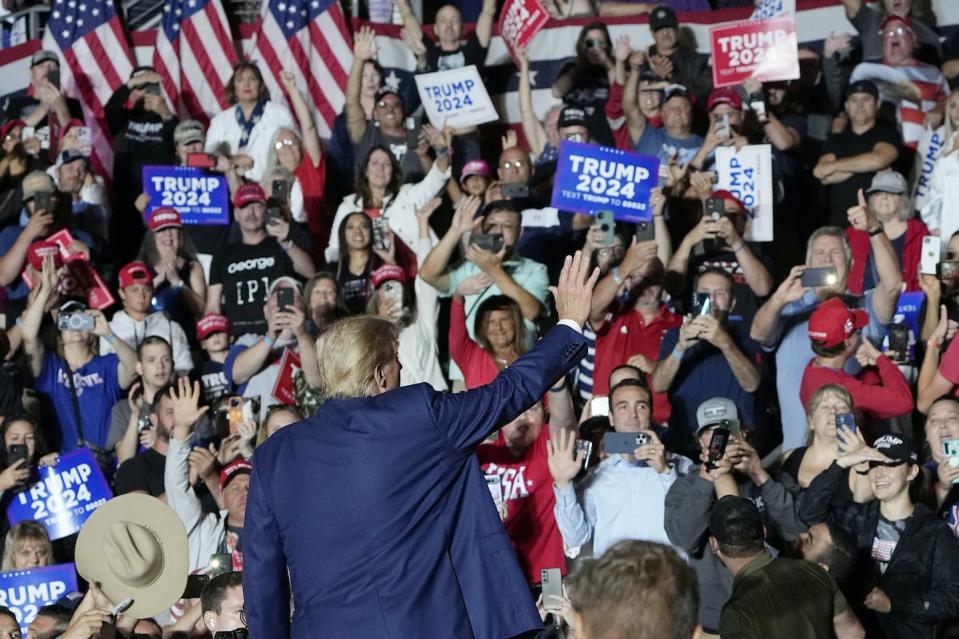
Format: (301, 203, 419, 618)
(800, 267, 838, 288)
(541, 568, 564, 612)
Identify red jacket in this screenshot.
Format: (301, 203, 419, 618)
(845, 218, 928, 295)
(799, 356, 913, 420)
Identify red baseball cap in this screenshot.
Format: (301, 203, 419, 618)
(196, 313, 230, 340)
(219, 459, 252, 491)
(148, 207, 182, 232)
(708, 86, 743, 111)
(26, 241, 64, 273)
(808, 297, 868, 348)
(371, 264, 406, 288)
(233, 183, 266, 208)
(711, 189, 747, 213)
(1, 119, 25, 141)
(118, 261, 153, 289)
(880, 14, 911, 32)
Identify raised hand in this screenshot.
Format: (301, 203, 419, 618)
(613, 34, 631, 63)
(547, 429, 584, 489)
(452, 195, 482, 235)
(847, 188, 878, 232)
(353, 26, 376, 61)
(550, 250, 601, 328)
(169, 377, 209, 438)
(501, 129, 518, 151)
(415, 197, 442, 223)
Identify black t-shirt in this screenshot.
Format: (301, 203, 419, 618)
(193, 358, 230, 406)
(114, 448, 166, 498)
(209, 239, 295, 336)
(821, 122, 901, 227)
(556, 60, 614, 147)
(422, 33, 487, 72)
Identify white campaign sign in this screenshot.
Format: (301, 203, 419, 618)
(414, 65, 499, 129)
(913, 126, 949, 212)
(716, 144, 774, 242)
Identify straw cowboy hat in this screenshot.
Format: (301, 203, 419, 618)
(75, 494, 189, 618)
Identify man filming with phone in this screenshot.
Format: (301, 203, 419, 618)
(547, 378, 679, 559)
(665, 397, 807, 635)
(652, 267, 762, 453)
(750, 217, 900, 451)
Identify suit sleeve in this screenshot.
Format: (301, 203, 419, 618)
(431, 323, 586, 454)
(244, 453, 291, 638)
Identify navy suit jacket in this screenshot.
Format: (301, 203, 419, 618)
(244, 324, 586, 638)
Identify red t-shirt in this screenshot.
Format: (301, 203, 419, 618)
(295, 154, 328, 265)
(592, 305, 682, 424)
(938, 336, 959, 393)
(799, 357, 913, 420)
(477, 426, 565, 584)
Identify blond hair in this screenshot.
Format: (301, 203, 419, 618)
(2, 520, 52, 571)
(315, 316, 397, 398)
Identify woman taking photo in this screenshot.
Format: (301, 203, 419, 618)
(138, 207, 206, 326)
(325, 131, 449, 273)
(450, 290, 527, 389)
(205, 62, 295, 183)
(780, 384, 873, 504)
(800, 434, 959, 638)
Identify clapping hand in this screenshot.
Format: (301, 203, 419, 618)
(550, 250, 600, 328)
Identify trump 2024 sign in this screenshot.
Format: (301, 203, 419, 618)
(710, 17, 799, 88)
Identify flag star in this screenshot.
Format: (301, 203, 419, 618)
(528, 69, 538, 86)
(311, 0, 318, 7)
(91, 7, 98, 14)
(188, 0, 196, 5)
(67, 0, 74, 6)
(52, 10, 60, 17)
(78, 3, 86, 10)
(65, 15, 73, 22)
(385, 70, 401, 91)
(62, 30, 69, 37)
(526, 480, 533, 486)
(175, 8, 181, 14)
(278, 2, 286, 9)
(76, 18, 83, 25)
(301, 9, 307, 15)
(286, 19, 294, 27)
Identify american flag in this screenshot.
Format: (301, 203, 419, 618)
(247, 0, 352, 140)
(153, 0, 239, 123)
(42, 0, 134, 176)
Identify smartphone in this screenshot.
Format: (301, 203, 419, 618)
(596, 211, 615, 247)
(471, 233, 504, 253)
(381, 279, 404, 306)
(57, 312, 95, 332)
(887, 323, 909, 362)
(272, 179, 289, 204)
(47, 70, 59, 89)
(944, 439, 959, 484)
(7, 444, 29, 467)
(264, 205, 284, 228)
(541, 567, 563, 610)
(404, 116, 417, 131)
(921, 236, 941, 275)
(938, 260, 959, 283)
(143, 82, 161, 96)
(276, 287, 294, 311)
(182, 573, 210, 599)
(208, 553, 232, 577)
(717, 418, 741, 439)
(485, 474, 503, 510)
(750, 99, 767, 120)
(705, 197, 725, 221)
(21, 125, 35, 140)
(705, 428, 731, 469)
(635, 220, 655, 243)
(692, 292, 712, 317)
(800, 267, 838, 288)
(226, 396, 243, 434)
(835, 412, 856, 435)
(75, 126, 91, 155)
(33, 190, 51, 213)
(714, 112, 731, 140)
(575, 439, 593, 472)
(186, 152, 217, 169)
(604, 431, 649, 455)
(372, 216, 389, 251)
(590, 396, 609, 417)
(501, 183, 530, 199)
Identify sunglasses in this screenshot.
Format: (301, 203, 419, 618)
(586, 39, 607, 48)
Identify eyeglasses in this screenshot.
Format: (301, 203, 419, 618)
(273, 139, 297, 150)
(880, 26, 911, 38)
(501, 160, 525, 169)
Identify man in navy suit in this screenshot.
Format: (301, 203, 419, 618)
(243, 252, 598, 638)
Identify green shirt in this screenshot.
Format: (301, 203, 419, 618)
(720, 554, 848, 639)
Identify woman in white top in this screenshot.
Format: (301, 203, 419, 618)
(205, 62, 295, 183)
(325, 124, 450, 264)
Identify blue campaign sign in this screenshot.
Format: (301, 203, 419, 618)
(142, 165, 230, 225)
(887, 291, 924, 362)
(550, 141, 660, 222)
(0, 564, 77, 633)
(7, 449, 112, 540)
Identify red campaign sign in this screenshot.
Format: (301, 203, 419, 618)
(709, 17, 799, 89)
(271, 348, 302, 405)
(21, 229, 115, 310)
(498, 0, 549, 56)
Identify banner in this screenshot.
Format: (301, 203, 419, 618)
(913, 126, 950, 212)
(21, 229, 115, 310)
(750, 0, 795, 19)
(886, 291, 924, 363)
(142, 165, 230, 226)
(709, 17, 799, 88)
(271, 348, 301, 405)
(550, 141, 659, 222)
(7, 449, 112, 540)
(414, 66, 499, 129)
(498, 0, 549, 56)
(715, 144, 774, 242)
(0, 564, 77, 634)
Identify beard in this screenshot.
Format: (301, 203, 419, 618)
(312, 302, 337, 326)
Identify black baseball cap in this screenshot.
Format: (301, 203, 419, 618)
(872, 434, 918, 465)
(709, 496, 764, 546)
(846, 79, 879, 100)
(650, 5, 678, 31)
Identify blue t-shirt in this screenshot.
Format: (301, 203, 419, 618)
(35, 350, 122, 452)
(658, 321, 762, 434)
(635, 126, 703, 167)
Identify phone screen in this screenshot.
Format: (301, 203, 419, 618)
(706, 428, 730, 468)
(590, 396, 609, 417)
(800, 267, 838, 288)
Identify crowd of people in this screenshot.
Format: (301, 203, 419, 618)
(0, 0, 957, 636)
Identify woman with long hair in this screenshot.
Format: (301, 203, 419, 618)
(205, 61, 296, 183)
(333, 211, 392, 315)
(550, 22, 618, 146)
(0, 520, 52, 571)
(449, 290, 527, 389)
